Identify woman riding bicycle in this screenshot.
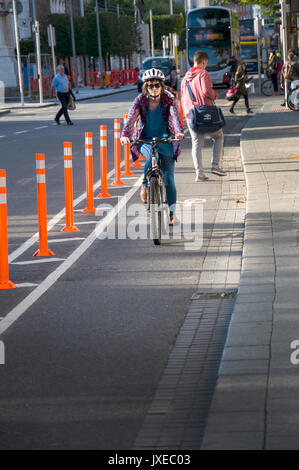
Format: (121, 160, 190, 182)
(120, 68, 184, 225)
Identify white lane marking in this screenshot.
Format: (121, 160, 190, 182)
(12, 258, 66, 265)
(14, 130, 29, 134)
(0, 176, 142, 337)
(34, 126, 48, 130)
(57, 221, 99, 226)
(15, 283, 39, 288)
(47, 237, 86, 243)
(92, 196, 120, 201)
(0, 135, 6, 138)
(8, 162, 126, 263)
(18, 177, 35, 185)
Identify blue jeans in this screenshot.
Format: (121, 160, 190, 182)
(141, 144, 176, 216)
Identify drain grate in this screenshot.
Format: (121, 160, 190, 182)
(191, 290, 237, 300)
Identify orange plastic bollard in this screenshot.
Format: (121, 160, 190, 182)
(0, 169, 16, 289)
(112, 119, 124, 185)
(138, 149, 146, 161)
(33, 154, 55, 257)
(83, 132, 97, 213)
(121, 114, 134, 176)
(61, 142, 79, 232)
(97, 125, 112, 198)
(131, 155, 143, 167)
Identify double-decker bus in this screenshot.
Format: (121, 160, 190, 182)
(239, 19, 258, 73)
(186, 6, 240, 85)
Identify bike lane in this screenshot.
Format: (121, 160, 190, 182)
(0, 108, 252, 449)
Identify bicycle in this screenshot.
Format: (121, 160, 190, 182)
(132, 136, 178, 246)
(261, 78, 274, 96)
(287, 80, 299, 111)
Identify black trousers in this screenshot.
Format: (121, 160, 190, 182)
(271, 73, 278, 93)
(56, 91, 71, 123)
(231, 91, 249, 110)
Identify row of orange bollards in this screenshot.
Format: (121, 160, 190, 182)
(0, 115, 144, 290)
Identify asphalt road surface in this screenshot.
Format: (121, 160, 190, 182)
(0, 89, 253, 449)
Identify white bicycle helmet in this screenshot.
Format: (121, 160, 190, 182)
(142, 68, 165, 83)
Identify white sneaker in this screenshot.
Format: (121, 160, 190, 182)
(211, 167, 227, 176)
(195, 172, 208, 182)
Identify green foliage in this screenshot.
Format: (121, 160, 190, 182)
(45, 14, 72, 57)
(218, 0, 277, 13)
(144, 0, 184, 16)
(20, 39, 34, 55)
(152, 13, 185, 49)
(41, 10, 138, 61)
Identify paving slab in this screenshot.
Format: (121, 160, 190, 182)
(202, 98, 299, 449)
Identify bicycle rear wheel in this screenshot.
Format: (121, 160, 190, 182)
(150, 177, 162, 245)
(261, 79, 274, 96)
(287, 86, 299, 111)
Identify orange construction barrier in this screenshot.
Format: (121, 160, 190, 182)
(83, 132, 97, 213)
(112, 119, 124, 186)
(97, 125, 112, 198)
(121, 114, 134, 176)
(33, 154, 55, 257)
(0, 169, 16, 289)
(61, 142, 79, 232)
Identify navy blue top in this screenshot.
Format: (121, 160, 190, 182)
(141, 105, 173, 157)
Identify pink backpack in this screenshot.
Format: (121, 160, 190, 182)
(226, 86, 238, 101)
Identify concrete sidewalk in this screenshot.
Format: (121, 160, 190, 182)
(0, 84, 136, 111)
(202, 98, 299, 449)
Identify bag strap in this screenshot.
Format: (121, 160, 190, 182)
(186, 75, 216, 106)
(186, 80, 196, 102)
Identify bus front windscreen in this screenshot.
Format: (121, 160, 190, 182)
(188, 45, 230, 71)
(241, 45, 257, 61)
(188, 8, 230, 28)
(187, 8, 231, 71)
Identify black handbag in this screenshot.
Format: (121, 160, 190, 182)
(186, 80, 225, 134)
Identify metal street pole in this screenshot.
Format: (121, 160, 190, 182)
(34, 20, 43, 104)
(12, 0, 24, 106)
(80, 0, 84, 16)
(150, 9, 154, 57)
(69, 0, 78, 93)
(95, 0, 104, 87)
(49, 25, 56, 79)
(169, 0, 173, 15)
(280, 0, 288, 107)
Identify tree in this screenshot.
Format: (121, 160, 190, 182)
(152, 13, 185, 50)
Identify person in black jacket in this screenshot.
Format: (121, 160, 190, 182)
(267, 51, 279, 95)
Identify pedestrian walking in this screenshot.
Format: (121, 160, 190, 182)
(267, 51, 279, 96)
(229, 63, 253, 114)
(276, 52, 283, 84)
(280, 50, 299, 106)
(180, 50, 226, 182)
(228, 55, 238, 86)
(120, 68, 184, 225)
(51, 65, 73, 125)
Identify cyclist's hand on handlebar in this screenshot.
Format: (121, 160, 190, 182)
(120, 137, 130, 146)
(175, 133, 184, 141)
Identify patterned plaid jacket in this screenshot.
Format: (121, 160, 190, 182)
(121, 93, 183, 161)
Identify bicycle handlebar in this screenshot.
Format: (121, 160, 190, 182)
(130, 137, 181, 145)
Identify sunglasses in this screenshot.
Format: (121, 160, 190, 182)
(147, 83, 161, 89)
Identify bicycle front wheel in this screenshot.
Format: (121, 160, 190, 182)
(287, 86, 299, 111)
(261, 79, 274, 97)
(150, 177, 162, 245)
